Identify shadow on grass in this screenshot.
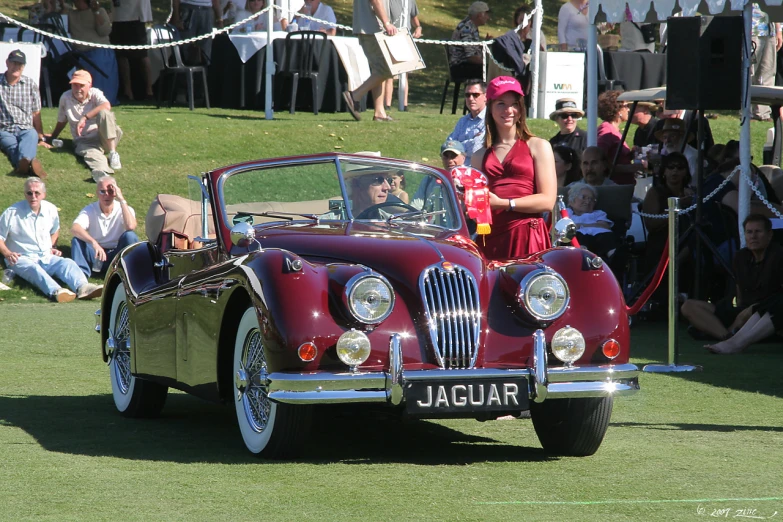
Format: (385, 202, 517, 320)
(631, 320, 783, 399)
(613, 421, 783, 433)
(0, 393, 553, 464)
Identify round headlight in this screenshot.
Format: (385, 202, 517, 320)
(518, 270, 569, 322)
(551, 326, 585, 364)
(336, 329, 371, 369)
(345, 274, 394, 324)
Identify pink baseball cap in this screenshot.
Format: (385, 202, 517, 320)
(486, 76, 524, 100)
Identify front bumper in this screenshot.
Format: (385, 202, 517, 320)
(266, 330, 640, 406)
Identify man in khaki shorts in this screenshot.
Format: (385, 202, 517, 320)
(343, 0, 397, 122)
(46, 70, 123, 182)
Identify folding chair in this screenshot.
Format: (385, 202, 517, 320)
(151, 24, 210, 111)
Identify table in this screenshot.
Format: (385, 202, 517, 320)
(208, 32, 369, 113)
(603, 51, 666, 92)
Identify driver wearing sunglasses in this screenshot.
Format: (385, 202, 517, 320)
(548, 98, 587, 154)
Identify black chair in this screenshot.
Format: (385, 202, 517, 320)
(596, 44, 626, 93)
(151, 24, 210, 111)
(440, 46, 471, 115)
(277, 31, 328, 115)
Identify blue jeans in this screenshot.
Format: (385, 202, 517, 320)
(5, 254, 87, 298)
(0, 128, 38, 168)
(71, 230, 140, 279)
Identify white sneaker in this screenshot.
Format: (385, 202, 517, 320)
(54, 288, 77, 303)
(77, 282, 104, 300)
(109, 151, 122, 170)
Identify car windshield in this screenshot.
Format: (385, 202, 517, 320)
(220, 157, 461, 230)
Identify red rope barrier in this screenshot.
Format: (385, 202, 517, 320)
(626, 239, 669, 316)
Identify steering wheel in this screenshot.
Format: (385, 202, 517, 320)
(355, 201, 418, 220)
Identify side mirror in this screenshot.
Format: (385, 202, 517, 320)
(230, 222, 256, 248)
(553, 217, 577, 245)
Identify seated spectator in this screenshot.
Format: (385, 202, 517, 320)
(447, 80, 486, 166)
(295, 0, 337, 35)
(641, 152, 693, 276)
(553, 145, 582, 187)
(71, 176, 138, 278)
(68, 0, 119, 105)
(655, 118, 701, 182)
(652, 110, 715, 153)
(0, 50, 48, 178)
(221, 0, 246, 25)
(575, 147, 616, 187)
(631, 101, 660, 148)
(566, 182, 618, 261)
(441, 139, 467, 170)
(549, 98, 587, 154)
(682, 214, 783, 346)
(558, 0, 589, 51)
(388, 170, 409, 204)
(513, 4, 545, 51)
(234, 0, 287, 32)
(0, 177, 103, 302)
(448, 2, 491, 80)
(597, 90, 638, 184)
(46, 70, 123, 183)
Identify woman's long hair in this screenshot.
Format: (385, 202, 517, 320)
(484, 93, 535, 148)
(657, 152, 692, 192)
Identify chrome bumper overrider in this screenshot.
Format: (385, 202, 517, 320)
(267, 330, 640, 406)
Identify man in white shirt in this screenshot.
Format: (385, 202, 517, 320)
(295, 0, 337, 35)
(0, 177, 103, 302)
(47, 70, 123, 182)
(71, 176, 138, 279)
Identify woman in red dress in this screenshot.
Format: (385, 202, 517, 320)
(472, 76, 557, 261)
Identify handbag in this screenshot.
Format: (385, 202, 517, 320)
(633, 23, 657, 44)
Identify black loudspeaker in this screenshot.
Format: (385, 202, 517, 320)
(666, 16, 743, 110)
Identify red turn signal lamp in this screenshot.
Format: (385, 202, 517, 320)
(298, 342, 318, 362)
(602, 339, 621, 359)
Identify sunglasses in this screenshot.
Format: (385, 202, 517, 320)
(465, 92, 484, 98)
(365, 175, 391, 186)
(558, 114, 576, 120)
(665, 164, 687, 170)
(25, 190, 42, 197)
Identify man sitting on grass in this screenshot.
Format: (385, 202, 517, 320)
(681, 214, 783, 342)
(46, 70, 123, 183)
(0, 177, 103, 302)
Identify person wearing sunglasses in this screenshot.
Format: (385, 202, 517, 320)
(349, 171, 392, 216)
(596, 90, 640, 185)
(70, 176, 138, 279)
(548, 98, 586, 155)
(0, 177, 103, 302)
(446, 80, 486, 166)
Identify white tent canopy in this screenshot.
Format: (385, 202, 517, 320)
(589, 0, 783, 23)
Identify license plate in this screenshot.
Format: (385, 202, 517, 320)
(405, 378, 528, 415)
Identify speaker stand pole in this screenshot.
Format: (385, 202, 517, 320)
(738, 2, 753, 246)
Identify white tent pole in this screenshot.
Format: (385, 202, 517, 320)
(586, 24, 598, 146)
(265, 4, 275, 120)
(739, 2, 752, 246)
(529, 0, 542, 118)
(398, 0, 409, 112)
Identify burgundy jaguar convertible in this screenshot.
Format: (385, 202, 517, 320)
(97, 153, 639, 458)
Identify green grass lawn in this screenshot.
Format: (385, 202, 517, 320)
(0, 301, 781, 520)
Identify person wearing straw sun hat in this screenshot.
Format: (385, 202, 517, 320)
(630, 101, 660, 148)
(548, 98, 587, 154)
(471, 76, 556, 261)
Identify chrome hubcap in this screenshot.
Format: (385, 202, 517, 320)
(239, 329, 270, 433)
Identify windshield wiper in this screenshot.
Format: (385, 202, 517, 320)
(386, 209, 447, 224)
(235, 211, 321, 223)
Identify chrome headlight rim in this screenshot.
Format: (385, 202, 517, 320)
(517, 268, 570, 323)
(342, 272, 395, 325)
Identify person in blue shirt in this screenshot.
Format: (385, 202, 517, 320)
(447, 80, 486, 166)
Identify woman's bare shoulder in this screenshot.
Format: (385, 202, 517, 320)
(472, 147, 488, 167)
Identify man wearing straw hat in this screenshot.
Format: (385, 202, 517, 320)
(655, 117, 699, 182)
(548, 98, 587, 154)
(631, 101, 660, 148)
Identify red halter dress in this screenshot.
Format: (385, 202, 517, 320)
(479, 139, 551, 260)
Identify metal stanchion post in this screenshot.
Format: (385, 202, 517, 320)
(644, 197, 701, 373)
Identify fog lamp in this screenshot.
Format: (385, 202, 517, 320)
(336, 329, 371, 370)
(551, 326, 585, 365)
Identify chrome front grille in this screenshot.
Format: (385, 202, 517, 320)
(420, 264, 481, 369)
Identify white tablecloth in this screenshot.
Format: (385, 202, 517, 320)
(2, 24, 66, 56)
(227, 32, 370, 93)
